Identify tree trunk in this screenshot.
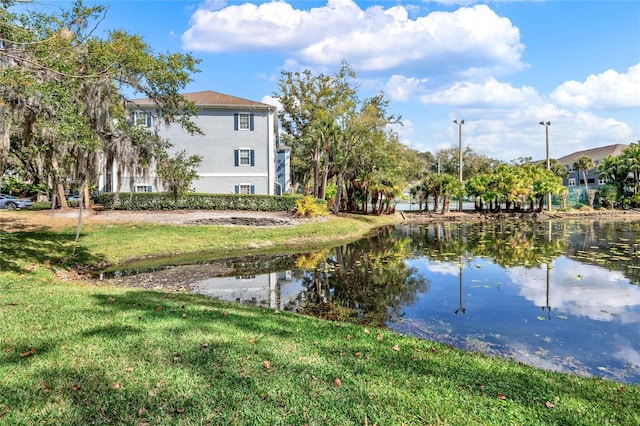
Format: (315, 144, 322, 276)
(312, 149, 320, 198)
(333, 172, 344, 214)
(51, 156, 68, 209)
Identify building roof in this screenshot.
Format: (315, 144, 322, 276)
(130, 90, 275, 110)
(556, 144, 629, 165)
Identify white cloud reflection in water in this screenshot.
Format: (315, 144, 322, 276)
(508, 256, 640, 324)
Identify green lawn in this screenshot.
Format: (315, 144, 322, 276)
(1, 213, 638, 425)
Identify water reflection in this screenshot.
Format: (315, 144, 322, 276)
(128, 221, 640, 384)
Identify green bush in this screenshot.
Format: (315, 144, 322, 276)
(93, 192, 303, 212)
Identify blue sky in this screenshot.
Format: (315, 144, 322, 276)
(45, 0, 640, 162)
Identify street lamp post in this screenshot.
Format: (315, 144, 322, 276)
(453, 119, 464, 212)
(539, 121, 551, 211)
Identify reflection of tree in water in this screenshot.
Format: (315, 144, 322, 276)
(295, 227, 429, 327)
(564, 221, 640, 285)
(403, 221, 568, 268)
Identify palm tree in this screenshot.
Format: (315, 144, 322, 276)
(573, 155, 595, 207)
(622, 142, 640, 195)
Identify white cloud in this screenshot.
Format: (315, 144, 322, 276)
(183, 1, 525, 77)
(421, 78, 541, 107)
(551, 63, 640, 109)
(261, 95, 282, 109)
(385, 75, 428, 101)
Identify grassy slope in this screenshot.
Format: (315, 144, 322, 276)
(1, 212, 638, 425)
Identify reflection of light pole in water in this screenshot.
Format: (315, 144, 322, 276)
(540, 263, 552, 319)
(455, 256, 466, 315)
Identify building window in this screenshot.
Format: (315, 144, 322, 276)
(235, 184, 255, 194)
(239, 149, 251, 166)
(239, 113, 250, 130)
(234, 149, 255, 166)
(568, 164, 575, 172)
(132, 111, 151, 127)
(234, 113, 254, 131)
(133, 185, 152, 192)
(568, 178, 576, 187)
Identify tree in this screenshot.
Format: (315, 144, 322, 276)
(573, 155, 595, 207)
(275, 63, 353, 197)
(0, 1, 201, 210)
(621, 142, 640, 195)
(156, 150, 202, 202)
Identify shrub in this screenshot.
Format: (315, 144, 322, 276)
(93, 192, 302, 212)
(294, 195, 330, 218)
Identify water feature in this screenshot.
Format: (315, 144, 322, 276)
(107, 220, 640, 385)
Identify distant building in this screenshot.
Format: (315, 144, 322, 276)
(100, 91, 290, 195)
(556, 144, 628, 190)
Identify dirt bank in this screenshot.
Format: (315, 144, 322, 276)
(400, 209, 640, 224)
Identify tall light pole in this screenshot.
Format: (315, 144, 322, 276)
(539, 121, 551, 211)
(453, 119, 464, 212)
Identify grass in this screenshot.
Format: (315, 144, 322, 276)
(1, 210, 639, 425)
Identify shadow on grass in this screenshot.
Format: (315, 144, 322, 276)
(0, 230, 105, 273)
(1, 286, 638, 425)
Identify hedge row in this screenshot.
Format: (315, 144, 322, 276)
(93, 192, 304, 212)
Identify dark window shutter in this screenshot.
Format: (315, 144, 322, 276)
(130, 112, 135, 125)
(234, 114, 239, 131)
(250, 185, 255, 194)
(147, 186, 153, 192)
(250, 114, 255, 131)
(146, 113, 152, 127)
(234, 185, 240, 194)
(250, 150, 255, 166)
(234, 149, 239, 166)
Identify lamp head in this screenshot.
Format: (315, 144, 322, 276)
(453, 119, 464, 125)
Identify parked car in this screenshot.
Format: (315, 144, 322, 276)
(0, 193, 33, 210)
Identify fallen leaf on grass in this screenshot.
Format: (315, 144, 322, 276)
(364, 328, 370, 334)
(108, 297, 116, 302)
(112, 383, 120, 389)
(20, 348, 36, 358)
(176, 407, 185, 414)
(155, 306, 163, 311)
(248, 339, 256, 344)
(201, 343, 209, 349)
(72, 383, 82, 391)
(334, 378, 342, 387)
(377, 333, 383, 341)
(392, 345, 400, 351)
(125, 367, 134, 372)
(262, 360, 271, 370)
(545, 401, 555, 408)
(355, 352, 362, 358)
(497, 393, 507, 400)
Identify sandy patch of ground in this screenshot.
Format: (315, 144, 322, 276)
(0, 208, 313, 232)
(2, 207, 640, 233)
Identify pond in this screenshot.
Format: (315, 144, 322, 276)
(106, 220, 640, 385)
